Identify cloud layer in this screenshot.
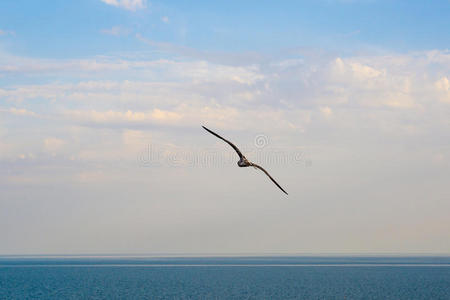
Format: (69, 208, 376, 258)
(1, 46, 449, 254)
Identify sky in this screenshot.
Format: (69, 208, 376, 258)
(0, 0, 449, 255)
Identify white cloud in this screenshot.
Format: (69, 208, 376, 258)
(161, 16, 169, 23)
(435, 76, 450, 103)
(0, 49, 449, 155)
(0, 107, 37, 117)
(100, 0, 147, 11)
(323, 55, 432, 108)
(44, 137, 65, 153)
(1, 50, 449, 141)
(320, 106, 333, 117)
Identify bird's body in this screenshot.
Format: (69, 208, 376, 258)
(202, 126, 288, 195)
(237, 157, 251, 167)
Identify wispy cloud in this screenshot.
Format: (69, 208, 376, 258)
(338, 29, 361, 38)
(161, 16, 169, 23)
(135, 34, 267, 66)
(0, 107, 37, 117)
(0, 55, 132, 75)
(100, 0, 147, 11)
(100, 26, 129, 36)
(65, 109, 182, 126)
(434, 76, 450, 103)
(0, 29, 15, 36)
(44, 137, 65, 153)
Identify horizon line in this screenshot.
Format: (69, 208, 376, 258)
(1, 252, 450, 258)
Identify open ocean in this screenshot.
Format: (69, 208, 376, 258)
(0, 256, 449, 299)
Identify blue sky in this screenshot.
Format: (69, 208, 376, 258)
(0, 1, 449, 255)
(1, 0, 449, 59)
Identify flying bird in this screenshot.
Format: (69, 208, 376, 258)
(202, 126, 288, 195)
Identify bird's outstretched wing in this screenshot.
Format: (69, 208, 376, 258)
(250, 163, 288, 195)
(202, 126, 244, 159)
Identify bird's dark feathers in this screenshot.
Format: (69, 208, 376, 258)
(202, 125, 288, 195)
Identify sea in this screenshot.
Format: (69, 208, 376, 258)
(0, 256, 449, 299)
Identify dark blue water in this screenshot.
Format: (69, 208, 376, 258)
(0, 256, 449, 299)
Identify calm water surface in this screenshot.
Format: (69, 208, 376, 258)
(0, 256, 449, 299)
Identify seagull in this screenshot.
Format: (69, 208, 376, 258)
(202, 126, 288, 195)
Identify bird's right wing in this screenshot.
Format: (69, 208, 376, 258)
(202, 126, 244, 159)
(251, 163, 288, 195)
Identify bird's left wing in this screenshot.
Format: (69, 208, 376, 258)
(251, 163, 288, 195)
(202, 126, 244, 160)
